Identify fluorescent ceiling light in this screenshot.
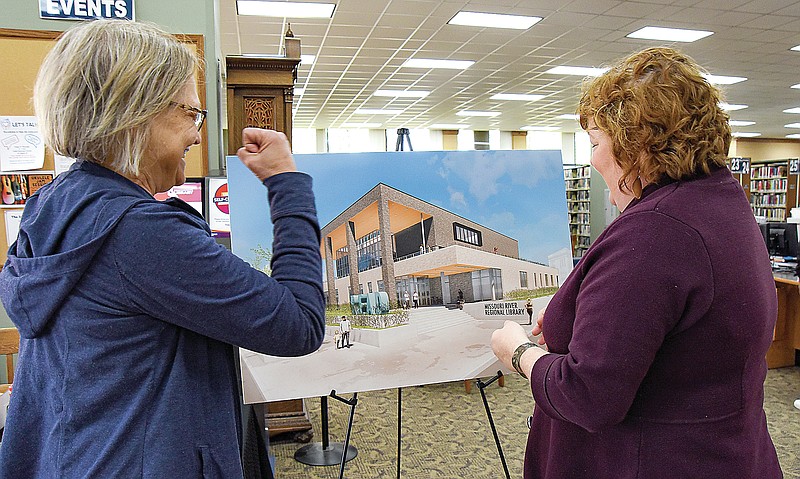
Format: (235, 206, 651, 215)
(521, 126, 559, 131)
(791, 45, 800, 52)
(237, 1, 335, 18)
(719, 103, 748, 111)
(448, 11, 542, 30)
(626, 26, 713, 43)
(732, 132, 761, 137)
(402, 58, 474, 70)
(429, 124, 466, 129)
(545, 66, 608, 77)
(301, 54, 315, 65)
(703, 73, 746, 85)
(490, 93, 545, 101)
(787, 134, 800, 139)
(785, 123, 800, 128)
(792, 83, 800, 89)
(341, 123, 383, 128)
(456, 110, 500, 117)
(558, 114, 580, 120)
(373, 90, 430, 98)
(728, 120, 755, 126)
(293, 88, 305, 96)
(354, 108, 403, 115)
(784, 107, 800, 114)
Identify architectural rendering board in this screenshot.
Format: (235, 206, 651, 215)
(227, 150, 573, 403)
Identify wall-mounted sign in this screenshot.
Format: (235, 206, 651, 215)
(729, 157, 750, 174)
(39, 0, 135, 21)
(789, 159, 800, 176)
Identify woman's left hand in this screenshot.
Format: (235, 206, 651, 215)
(491, 320, 532, 372)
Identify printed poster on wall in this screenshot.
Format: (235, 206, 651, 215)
(0, 117, 45, 171)
(0, 172, 54, 208)
(227, 150, 573, 403)
(207, 177, 230, 238)
(154, 180, 203, 216)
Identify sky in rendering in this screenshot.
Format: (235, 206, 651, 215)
(227, 149, 571, 269)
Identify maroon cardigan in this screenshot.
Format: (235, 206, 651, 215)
(527, 167, 782, 478)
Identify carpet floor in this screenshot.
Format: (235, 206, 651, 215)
(270, 366, 800, 478)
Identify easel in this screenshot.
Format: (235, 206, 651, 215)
(294, 374, 510, 479)
(476, 372, 511, 479)
(396, 373, 510, 479)
(294, 390, 359, 479)
(395, 128, 413, 151)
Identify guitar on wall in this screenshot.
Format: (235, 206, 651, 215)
(1, 176, 14, 205)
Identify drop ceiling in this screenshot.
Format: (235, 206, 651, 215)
(218, 0, 800, 138)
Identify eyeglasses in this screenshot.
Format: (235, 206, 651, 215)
(171, 102, 207, 131)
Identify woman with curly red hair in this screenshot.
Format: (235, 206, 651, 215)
(492, 47, 781, 478)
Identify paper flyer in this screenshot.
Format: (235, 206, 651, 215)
(0, 116, 45, 171)
(54, 154, 77, 177)
(4, 209, 23, 246)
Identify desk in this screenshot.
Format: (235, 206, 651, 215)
(768, 274, 800, 368)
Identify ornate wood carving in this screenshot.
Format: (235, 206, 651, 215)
(244, 97, 275, 129)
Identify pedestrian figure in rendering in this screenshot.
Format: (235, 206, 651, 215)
(403, 291, 410, 309)
(525, 299, 533, 325)
(334, 329, 342, 349)
(340, 315, 351, 348)
(412, 290, 419, 308)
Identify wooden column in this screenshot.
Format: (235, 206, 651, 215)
(225, 55, 312, 440)
(225, 56, 299, 153)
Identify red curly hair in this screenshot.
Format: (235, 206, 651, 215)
(578, 47, 731, 196)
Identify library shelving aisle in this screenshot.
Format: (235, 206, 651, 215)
(750, 159, 798, 222)
(564, 165, 591, 259)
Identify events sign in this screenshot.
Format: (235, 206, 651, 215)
(0, 117, 45, 172)
(39, 0, 134, 21)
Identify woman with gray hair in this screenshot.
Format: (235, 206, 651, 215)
(0, 20, 325, 478)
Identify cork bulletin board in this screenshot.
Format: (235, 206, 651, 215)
(0, 28, 207, 263)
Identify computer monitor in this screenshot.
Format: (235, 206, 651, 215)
(763, 222, 799, 259)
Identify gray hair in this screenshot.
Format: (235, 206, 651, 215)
(34, 20, 199, 176)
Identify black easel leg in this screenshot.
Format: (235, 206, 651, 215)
(477, 372, 511, 479)
(397, 387, 402, 479)
(321, 396, 329, 450)
(331, 391, 358, 479)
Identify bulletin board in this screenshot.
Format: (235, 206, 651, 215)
(0, 28, 207, 263)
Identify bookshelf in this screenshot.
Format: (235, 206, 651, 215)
(564, 164, 592, 258)
(749, 159, 799, 222)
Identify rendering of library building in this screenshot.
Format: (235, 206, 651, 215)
(321, 183, 563, 308)
(2, 0, 800, 478)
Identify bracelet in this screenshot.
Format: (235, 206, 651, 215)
(511, 342, 537, 379)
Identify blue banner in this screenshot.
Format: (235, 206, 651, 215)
(39, 0, 134, 21)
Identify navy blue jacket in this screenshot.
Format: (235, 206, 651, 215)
(0, 160, 325, 478)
